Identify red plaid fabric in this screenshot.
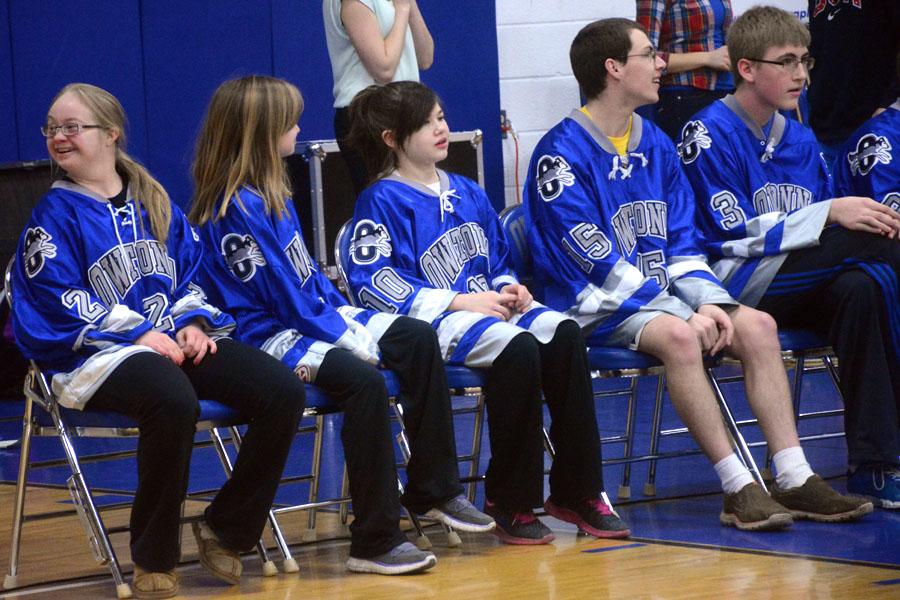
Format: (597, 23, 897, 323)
(636, 0, 733, 90)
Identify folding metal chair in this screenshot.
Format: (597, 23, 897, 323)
(1, 258, 292, 598)
(497, 204, 767, 498)
(334, 220, 488, 548)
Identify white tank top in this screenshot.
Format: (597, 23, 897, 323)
(323, 0, 421, 108)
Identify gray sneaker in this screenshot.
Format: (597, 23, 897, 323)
(346, 542, 436, 575)
(423, 495, 496, 533)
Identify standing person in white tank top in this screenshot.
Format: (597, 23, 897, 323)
(323, 0, 434, 196)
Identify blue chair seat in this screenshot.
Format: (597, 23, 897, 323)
(445, 365, 487, 389)
(35, 399, 245, 430)
(302, 370, 402, 413)
(584, 328, 663, 370)
(39, 369, 410, 427)
(778, 329, 830, 352)
(586, 346, 662, 370)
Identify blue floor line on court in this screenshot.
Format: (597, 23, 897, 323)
(582, 543, 646, 554)
(875, 578, 900, 585)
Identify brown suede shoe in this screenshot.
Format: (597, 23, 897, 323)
(133, 566, 178, 599)
(191, 522, 242, 585)
(720, 482, 794, 531)
(771, 475, 874, 522)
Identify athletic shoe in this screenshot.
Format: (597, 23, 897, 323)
(346, 542, 436, 575)
(191, 522, 242, 585)
(421, 495, 496, 533)
(847, 465, 900, 509)
(720, 482, 793, 531)
(133, 566, 178, 599)
(771, 475, 873, 521)
(543, 496, 631, 539)
(483, 500, 555, 545)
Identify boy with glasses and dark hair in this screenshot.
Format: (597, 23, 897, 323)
(680, 6, 900, 509)
(524, 17, 871, 531)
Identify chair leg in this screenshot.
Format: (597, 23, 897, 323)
(305, 414, 325, 542)
(229, 425, 298, 572)
(52, 408, 131, 598)
(823, 354, 841, 389)
(398, 475, 434, 551)
(466, 392, 486, 503)
(339, 465, 351, 525)
(791, 355, 807, 421)
(707, 369, 766, 492)
(644, 374, 666, 496)
(391, 402, 458, 547)
(617, 377, 638, 500)
(209, 428, 278, 577)
(4, 399, 34, 590)
(541, 427, 555, 459)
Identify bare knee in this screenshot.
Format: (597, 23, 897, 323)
(643, 318, 703, 367)
(733, 307, 780, 356)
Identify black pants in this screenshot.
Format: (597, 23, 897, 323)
(483, 320, 603, 510)
(655, 88, 730, 142)
(334, 106, 370, 198)
(87, 339, 305, 572)
(757, 227, 900, 467)
(314, 317, 462, 558)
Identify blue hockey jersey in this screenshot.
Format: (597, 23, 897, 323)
(196, 187, 394, 382)
(834, 100, 900, 210)
(347, 171, 569, 368)
(679, 96, 834, 306)
(524, 110, 734, 347)
(11, 180, 234, 409)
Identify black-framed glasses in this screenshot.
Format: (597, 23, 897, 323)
(749, 55, 815, 72)
(40, 123, 104, 138)
(625, 48, 659, 62)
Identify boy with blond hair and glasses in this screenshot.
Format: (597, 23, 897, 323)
(680, 6, 900, 509)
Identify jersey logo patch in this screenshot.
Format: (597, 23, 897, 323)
(677, 120, 712, 164)
(848, 133, 892, 176)
(350, 220, 392, 265)
(294, 365, 311, 382)
(535, 155, 575, 201)
(221, 233, 266, 282)
(23, 227, 58, 278)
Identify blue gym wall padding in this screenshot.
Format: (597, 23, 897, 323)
(0, 1, 504, 210)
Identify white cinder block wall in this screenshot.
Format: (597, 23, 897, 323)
(495, 0, 809, 207)
(496, 1, 635, 206)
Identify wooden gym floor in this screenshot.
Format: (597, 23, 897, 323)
(0, 483, 898, 599)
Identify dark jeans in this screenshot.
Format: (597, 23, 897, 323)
(88, 339, 305, 572)
(757, 227, 900, 467)
(483, 321, 604, 510)
(314, 316, 462, 558)
(656, 88, 730, 142)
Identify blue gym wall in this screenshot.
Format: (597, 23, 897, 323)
(0, 1, 504, 210)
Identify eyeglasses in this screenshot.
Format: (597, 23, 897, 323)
(625, 48, 659, 62)
(40, 123, 104, 138)
(749, 55, 815, 73)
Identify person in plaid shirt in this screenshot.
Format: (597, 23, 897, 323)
(637, 0, 734, 140)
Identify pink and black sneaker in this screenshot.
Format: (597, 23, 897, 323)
(484, 500, 555, 545)
(543, 496, 631, 538)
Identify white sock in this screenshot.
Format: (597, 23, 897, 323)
(713, 453, 755, 495)
(772, 446, 814, 489)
